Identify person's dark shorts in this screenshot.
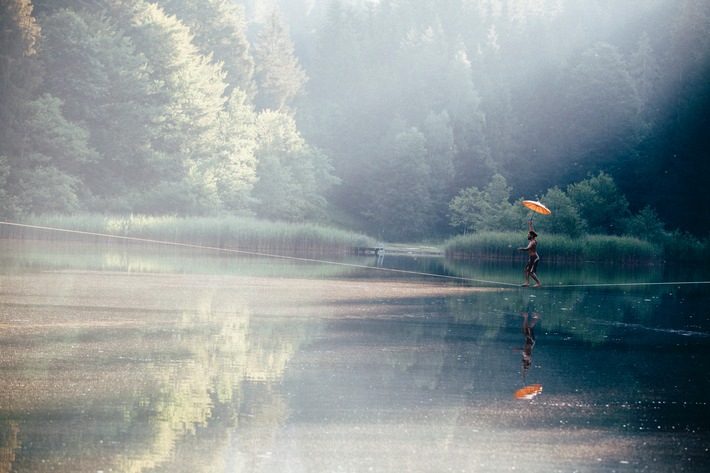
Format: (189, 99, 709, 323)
(525, 255, 539, 273)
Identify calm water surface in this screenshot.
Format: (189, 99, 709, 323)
(1, 239, 709, 472)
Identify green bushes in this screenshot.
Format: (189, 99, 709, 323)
(5, 214, 376, 253)
(444, 232, 662, 263)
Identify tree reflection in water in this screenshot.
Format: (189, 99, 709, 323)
(1, 240, 710, 471)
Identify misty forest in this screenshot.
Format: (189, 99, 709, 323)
(1, 0, 709, 243)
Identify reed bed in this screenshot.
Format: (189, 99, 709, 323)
(444, 232, 663, 263)
(3, 214, 376, 254)
(662, 231, 710, 263)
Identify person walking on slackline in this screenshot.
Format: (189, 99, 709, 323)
(517, 220, 541, 287)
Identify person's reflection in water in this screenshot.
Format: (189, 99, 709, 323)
(514, 311, 539, 383)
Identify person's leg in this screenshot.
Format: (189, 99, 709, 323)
(530, 257, 541, 286)
(531, 271, 541, 286)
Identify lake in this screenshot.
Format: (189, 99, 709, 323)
(1, 238, 709, 472)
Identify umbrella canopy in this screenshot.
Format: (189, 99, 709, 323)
(514, 384, 543, 399)
(522, 200, 551, 215)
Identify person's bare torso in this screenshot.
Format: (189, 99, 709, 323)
(527, 239, 537, 257)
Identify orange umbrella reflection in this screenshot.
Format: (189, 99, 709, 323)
(522, 200, 551, 215)
(514, 384, 543, 399)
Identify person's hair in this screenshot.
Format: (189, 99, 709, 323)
(529, 231, 538, 238)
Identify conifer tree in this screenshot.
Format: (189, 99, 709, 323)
(252, 9, 308, 113)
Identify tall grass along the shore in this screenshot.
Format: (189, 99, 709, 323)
(3, 214, 376, 254)
(444, 232, 663, 264)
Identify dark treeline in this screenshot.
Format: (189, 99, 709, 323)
(1, 0, 709, 243)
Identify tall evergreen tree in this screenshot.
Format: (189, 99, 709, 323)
(443, 48, 492, 190)
(560, 42, 645, 181)
(364, 124, 432, 240)
(421, 110, 456, 234)
(629, 31, 660, 123)
(252, 9, 308, 113)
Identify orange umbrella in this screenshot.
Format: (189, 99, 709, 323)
(514, 384, 543, 399)
(522, 200, 551, 215)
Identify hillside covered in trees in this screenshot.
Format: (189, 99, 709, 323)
(1, 0, 709, 242)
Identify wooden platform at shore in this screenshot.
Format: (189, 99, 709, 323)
(350, 245, 443, 256)
(351, 246, 385, 255)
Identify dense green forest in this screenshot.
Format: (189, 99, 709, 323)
(1, 0, 709, 243)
